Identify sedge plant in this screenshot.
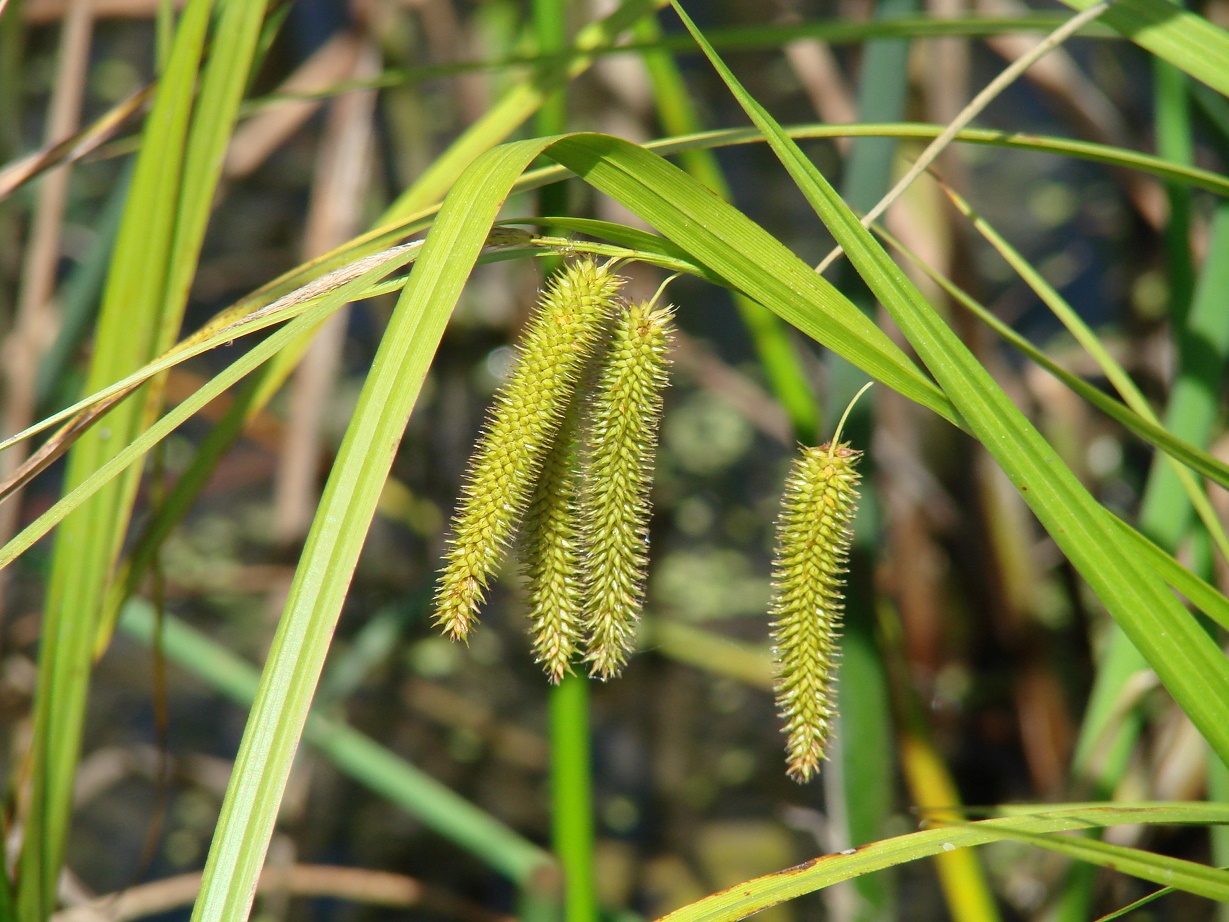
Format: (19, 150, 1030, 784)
(5, 2, 1229, 922)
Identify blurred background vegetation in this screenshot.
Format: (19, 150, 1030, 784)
(2, 0, 1228, 920)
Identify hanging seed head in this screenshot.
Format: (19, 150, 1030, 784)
(769, 440, 861, 782)
(579, 300, 674, 679)
(521, 397, 587, 683)
(434, 259, 624, 641)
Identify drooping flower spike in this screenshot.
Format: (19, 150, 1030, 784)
(578, 289, 675, 679)
(521, 383, 589, 684)
(768, 383, 871, 781)
(434, 258, 624, 641)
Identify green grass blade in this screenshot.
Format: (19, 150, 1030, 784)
(1111, 517, 1229, 631)
(161, 0, 270, 335)
(640, 123, 1229, 197)
(1057, 0, 1229, 97)
(667, 0, 1229, 767)
(16, 1, 266, 915)
(233, 123, 1229, 272)
(1096, 885, 1180, 921)
(533, 0, 568, 160)
(977, 825, 1229, 902)
(656, 803, 1229, 922)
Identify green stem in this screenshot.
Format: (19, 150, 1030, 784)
(551, 673, 598, 922)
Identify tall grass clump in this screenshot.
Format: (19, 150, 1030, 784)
(2, 1, 1229, 920)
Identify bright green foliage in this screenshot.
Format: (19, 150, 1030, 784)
(579, 300, 674, 679)
(435, 259, 623, 640)
(522, 400, 587, 683)
(769, 442, 861, 781)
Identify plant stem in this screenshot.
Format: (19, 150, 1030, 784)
(551, 673, 598, 922)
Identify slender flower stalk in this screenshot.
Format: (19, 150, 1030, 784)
(578, 300, 673, 679)
(434, 259, 623, 640)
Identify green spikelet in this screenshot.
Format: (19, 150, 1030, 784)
(521, 398, 586, 683)
(579, 301, 673, 679)
(435, 259, 623, 641)
(769, 440, 861, 782)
